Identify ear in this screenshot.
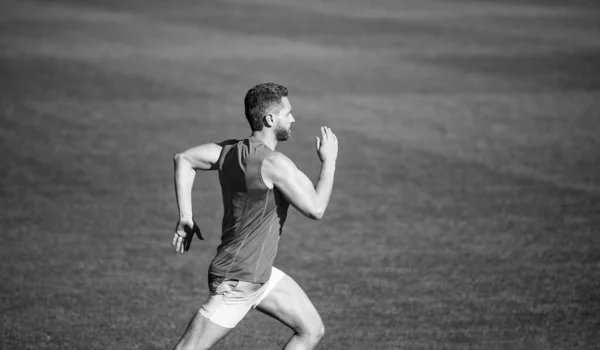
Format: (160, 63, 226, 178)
(263, 114, 275, 128)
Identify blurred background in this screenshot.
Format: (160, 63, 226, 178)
(1, 0, 599, 349)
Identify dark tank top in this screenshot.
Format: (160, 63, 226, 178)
(208, 136, 290, 284)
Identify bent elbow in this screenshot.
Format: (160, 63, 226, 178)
(308, 208, 325, 220)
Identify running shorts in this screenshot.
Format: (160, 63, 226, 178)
(199, 266, 286, 328)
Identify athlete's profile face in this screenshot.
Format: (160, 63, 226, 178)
(274, 97, 294, 141)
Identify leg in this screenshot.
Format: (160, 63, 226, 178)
(172, 311, 232, 350)
(255, 275, 325, 350)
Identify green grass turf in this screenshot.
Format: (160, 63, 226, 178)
(1, 0, 599, 349)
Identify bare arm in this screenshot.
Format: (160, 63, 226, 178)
(262, 127, 338, 220)
(171, 140, 237, 253)
(174, 142, 223, 219)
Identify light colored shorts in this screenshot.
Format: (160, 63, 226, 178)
(199, 267, 286, 328)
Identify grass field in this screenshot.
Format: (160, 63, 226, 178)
(1, 0, 599, 349)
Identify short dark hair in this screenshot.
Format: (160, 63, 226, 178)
(244, 82, 288, 131)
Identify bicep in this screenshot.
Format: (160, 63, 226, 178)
(267, 156, 319, 218)
(278, 167, 316, 204)
(176, 140, 236, 171)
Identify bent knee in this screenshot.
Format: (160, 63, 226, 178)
(304, 317, 324, 341)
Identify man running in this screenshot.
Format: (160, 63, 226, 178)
(171, 82, 338, 350)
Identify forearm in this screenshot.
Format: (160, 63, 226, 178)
(314, 160, 336, 217)
(174, 154, 196, 220)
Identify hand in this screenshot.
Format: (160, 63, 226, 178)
(315, 126, 338, 163)
(172, 217, 203, 255)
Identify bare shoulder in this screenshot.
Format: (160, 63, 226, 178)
(264, 152, 296, 173)
(212, 139, 240, 158)
(261, 152, 296, 187)
(181, 139, 238, 156)
(177, 139, 240, 171)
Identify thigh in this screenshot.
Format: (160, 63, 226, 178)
(175, 311, 232, 350)
(254, 275, 322, 333)
(202, 279, 264, 328)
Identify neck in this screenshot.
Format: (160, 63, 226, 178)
(251, 130, 278, 151)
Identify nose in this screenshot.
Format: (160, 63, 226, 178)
(290, 114, 295, 123)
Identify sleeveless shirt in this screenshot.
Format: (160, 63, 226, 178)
(208, 136, 290, 284)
